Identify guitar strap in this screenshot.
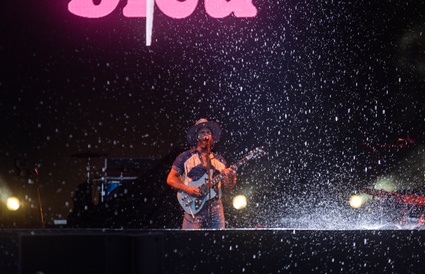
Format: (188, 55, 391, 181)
(206, 154, 222, 199)
(206, 148, 213, 226)
(206, 140, 212, 182)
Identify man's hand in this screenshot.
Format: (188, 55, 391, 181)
(222, 167, 237, 189)
(186, 186, 202, 197)
(223, 167, 235, 176)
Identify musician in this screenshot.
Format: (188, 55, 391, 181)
(166, 118, 237, 229)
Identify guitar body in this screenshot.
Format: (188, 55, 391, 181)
(176, 147, 265, 216)
(177, 173, 217, 216)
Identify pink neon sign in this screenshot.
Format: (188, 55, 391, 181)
(68, 0, 258, 19)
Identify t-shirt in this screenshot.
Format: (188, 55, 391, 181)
(172, 148, 227, 197)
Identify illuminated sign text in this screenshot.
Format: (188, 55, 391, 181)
(68, 0, 258, 19)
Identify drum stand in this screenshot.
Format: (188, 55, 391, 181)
(34, 168, 45, 228)
(85, 156, 100, 205)
(71, 151, 108, 206)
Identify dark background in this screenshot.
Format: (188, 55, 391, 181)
(1, 1, 424, 229)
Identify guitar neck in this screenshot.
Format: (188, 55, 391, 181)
(209, 154, 254, 188)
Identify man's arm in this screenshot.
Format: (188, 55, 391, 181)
(166, 168, 202, 197)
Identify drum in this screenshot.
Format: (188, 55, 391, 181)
(99, 176, 138, 202)
(105, 181, 121, 197)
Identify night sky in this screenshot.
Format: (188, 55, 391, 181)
(1, 1, 424, 228)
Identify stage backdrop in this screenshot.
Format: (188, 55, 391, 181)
(1, 1, 424, 229)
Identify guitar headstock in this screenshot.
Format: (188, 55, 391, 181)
(246, 147, 266, 160)
(230, 147, 266, 170)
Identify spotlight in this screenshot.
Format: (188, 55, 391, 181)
(6, 197, 21, 211)
(232, 195, 247, 210)
(349, 194, 363, 209)
(374, 176, 397, 192)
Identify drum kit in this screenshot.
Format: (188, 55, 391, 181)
(360, 135, 425, 226)
(70, 151, 138, 204)
(362, 188, 425, 227)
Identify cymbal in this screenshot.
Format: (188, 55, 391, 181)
(104, 168, 136, 173)
(362, 136, 415, 149)
(362, 189, 425, 205)
(396, 194, 425, 206)
(70, 152, 108, 158)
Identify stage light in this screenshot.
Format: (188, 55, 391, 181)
(6, 197, 21, 211)
(349, 194, 363, 209)
(374, 176, 397, 192)
(232, 195, 247, 210)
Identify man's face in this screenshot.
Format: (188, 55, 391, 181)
(197, 127, 212, 142)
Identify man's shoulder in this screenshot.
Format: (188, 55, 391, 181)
(175, 148, 197, 161)
(178, 147, 196, 156)
(212, 151, 226, 163)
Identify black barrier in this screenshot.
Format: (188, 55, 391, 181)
(1, 229, 424, 273)
(19, 232, 163, 274)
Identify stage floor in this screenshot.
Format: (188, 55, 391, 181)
(2, 227, 425, 273)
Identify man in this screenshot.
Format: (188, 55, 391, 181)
(167, 118, 236, 229)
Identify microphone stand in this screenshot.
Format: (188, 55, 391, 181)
(34, 168, 45, 228)
(206, 138, 213, 228)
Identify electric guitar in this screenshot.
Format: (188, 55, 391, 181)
(177, 147, 265, 216)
